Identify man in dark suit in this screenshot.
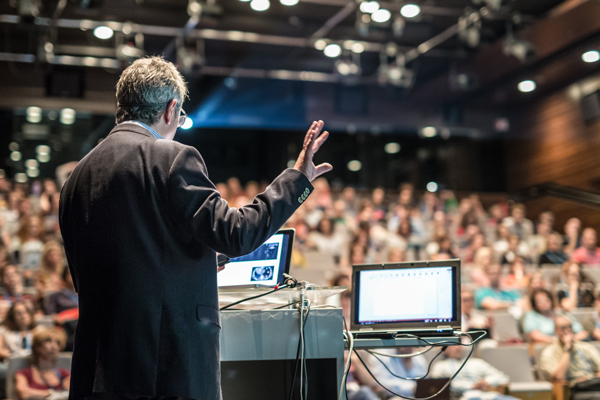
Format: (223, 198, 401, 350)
(59, 56, 332, 400)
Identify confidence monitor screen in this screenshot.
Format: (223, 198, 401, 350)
(351, 260, 461, 332)
(217, 229, 294, 288)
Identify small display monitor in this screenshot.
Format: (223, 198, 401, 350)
(217, 229, 295, 288)
(350, 259, 461, 333)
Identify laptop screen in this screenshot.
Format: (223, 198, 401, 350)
(217, 229, 294, 288)
(351, 260, 461, 332)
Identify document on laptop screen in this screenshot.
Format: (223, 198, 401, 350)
(357, 266, 454, 325)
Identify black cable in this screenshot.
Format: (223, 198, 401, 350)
(220, 284, 290, 310)
(352, 332, 481, 400)
(368, 347, 446, 381)
(271, 301, 301, 310)
(288, 302, 311, 400)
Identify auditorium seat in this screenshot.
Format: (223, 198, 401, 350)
(479, 345, 553, 399)
(483, 312, 522, 343)
(6, 352, 72, 400)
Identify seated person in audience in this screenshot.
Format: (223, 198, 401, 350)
(500, 235, 531, 265)
(475, 264, 522, 310)
(39, 241, 65, 293)
(582, 297, 600, 341)
(469, 246, 494, 287)
(563, 218, 582, 256)
(369, 347, 427, 398)
(528, 222, 551, 263)
(0, 264, 36, 320)
(503, 203, 534, 241)
(431, 345, 517, 400)
(522, 272, 547, 311)
(555, 262, 595, 310)
(44, 267, 78, 316)
(523, 288, 588, 344)
(461, 289, 490, 331)
(387, 247, 405, 263)
(540, 315, 600, 384)
(538, 233, 567, 266)
(503, 256, 529, 289)
(0, 301, 37, 358)
(572, 228, 600, 266)
(15, 328, 70, 400)
(462, 233, 485, 263)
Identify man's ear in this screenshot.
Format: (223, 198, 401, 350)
(163, 99, 178, 125)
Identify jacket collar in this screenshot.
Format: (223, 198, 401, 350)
(108, 121, 163, 139)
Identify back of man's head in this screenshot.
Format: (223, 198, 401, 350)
(115, 56, 188, 125)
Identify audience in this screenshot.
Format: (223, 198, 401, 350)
(474, 264, 522, 310)
(538, 233, 568, 266)
(0, 302, 37, 358)
(369, 347, 427, 398)
(523, 289, 587, 344)
(431, 345, 517, 400)
(571, 228, 600, 266)
(15, 328, 69, 400)
(461, 290, 490, 332)
(44, 268, 78, 316)
(540, 315, 600, 384)
(0, 265, 36, 321)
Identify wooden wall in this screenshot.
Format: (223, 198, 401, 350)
(505, 75, 600, 231)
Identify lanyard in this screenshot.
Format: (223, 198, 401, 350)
(33, 366, 62, 390)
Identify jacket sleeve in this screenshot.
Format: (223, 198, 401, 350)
(167, 146, 312, 257)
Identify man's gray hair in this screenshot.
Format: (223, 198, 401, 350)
(115, 56, 188, 125)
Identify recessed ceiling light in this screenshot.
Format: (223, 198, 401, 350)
(518, 80, 536, 93)
(347, 160, 362, 171)
(384, 142, 401, 154)
(427, 182, 438, 192)
(372, 9, 391, 23)
(250, 0, 270, 11)
(280, 0, 299, 6)
(359, 1, 379, 14)
(421, 126, 437, 138)
(582, 50, 600, 63)
(93, 26, 114, 40)
(324, 43, 342, 58)
(400, 4, 420, 18)
(314, 39, 327, 50)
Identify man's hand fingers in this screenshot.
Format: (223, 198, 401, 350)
(312, 130, 329, 153)
(314, 163, 333, 178)
(303, 121, 318, 149)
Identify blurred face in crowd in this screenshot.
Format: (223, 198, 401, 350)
(27, 217, 41, 240)
(582, 228, 597, 251)
(445, 345, 464, 360)
(1, 265, 21, 294)
(465, 224, 480, 239)
(511, 257, 525, 275)
(459, 198, 472, 214)
(35, 335, 61, 362)
(461, 291, 474, 314)
(512, 206, 525, 223)
(475, 247, 493, 268)
(547, 234, 561, 252)
(43, 180, 57, 195)
(498, 224, 510, 239)
(433, 211, 446, 226)
(534, 291, 553, 314)
(508, 235, 520, 251)
(537, 222, 551, 237)
(539, 212, 554, 229)
(490, 205, 504, 221)
(216, 183, 230, 201)
(13, 303, 31, 330)
(529, 272, 545, 291)
(555, 316, 573, 344)
(8, 192, 20, 211)
(227, 177, 242, 198)
(388, 247, 405, 263)
(566, 263, 581, 283)
(486, 264, 502, 288)
(342, 187, 355, 204)
(471, 233, 485, 250)
(399, 189, 413, 206)
(372, 188, 384, 206)
(245, 181, 259, 200)
(47, 247, 62, 267)
(333, 200, 346, 218)
(565, 218, 581, 236)
(350, 244, 366, 265)
(318, 218, 333, 236)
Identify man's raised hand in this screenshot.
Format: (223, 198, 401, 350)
(293, 120, 333, 182)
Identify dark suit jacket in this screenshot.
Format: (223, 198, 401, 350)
(59, 123, 312, 400)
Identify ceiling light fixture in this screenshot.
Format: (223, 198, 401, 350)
(400, 4, 420, 18)
(250, 0, 270, 11)
(93, 26, 114, 40)
(324, 43, 342, 58)
(372, 9, 391, 23)
(314, 39, 327, 50)
(280, 0, 299, 6)
(518, 80, 536, 92)
(359, 1, 379, 14)
(582, 50, 600, 63)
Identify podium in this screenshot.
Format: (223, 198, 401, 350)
(219, 287, 345, 400)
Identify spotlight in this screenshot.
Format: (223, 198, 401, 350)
(372, 9, 391, 23)
(36, 145, 50, 155)
(324, 44, 342, 58)
(384, 142, 400, 154)
(335, 59, 361, 76)
(582, 50, 600, 63)
(421, 127, 437, 138)
(181, 118, 194, 129)
(347, 160, 362, 171)
(351, 42, 365, 54)
(314, 39, 327, 50)
(359, 1, 379, 14)
(280, 0, 299, 5)
(504, 33, 536, 63)
(378, 57, 414, 88)
(518, 80, 536, 93)
(26, 107, 42, 123)
(25, 159, 38, 169)
(37, 153, 50, 163)
(60, 108, 76, 125)
(15, 173, 27, 183)
(26, 168, 39, 178)
(427, 182, 438, 192)
(250, 0, 270, 11)
(93, 26, 114, 40)
(400, 4, 420, 18)
(10, 151, 21, 162)
(9, 142, 19, 152)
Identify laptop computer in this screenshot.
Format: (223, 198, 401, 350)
(217, 229, 295, 289)
(350, 259, 461, 337)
